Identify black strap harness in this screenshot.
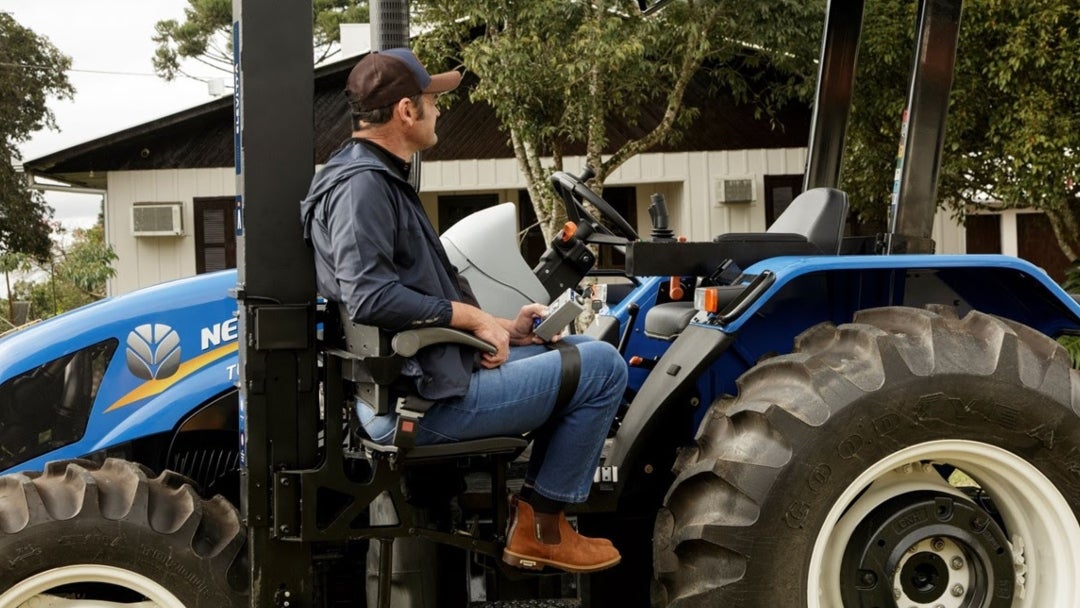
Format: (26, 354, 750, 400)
(549, 340, 581, 412)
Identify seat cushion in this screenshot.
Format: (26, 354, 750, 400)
(644, 302, 698, 341)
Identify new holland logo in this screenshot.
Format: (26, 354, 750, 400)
(126, 323, 182, 380)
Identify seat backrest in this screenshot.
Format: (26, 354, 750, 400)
(328, 304, 401, 415)
(766, 188, 849, 254)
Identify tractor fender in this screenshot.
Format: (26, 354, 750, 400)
(730, 254, 1080, 335)
(607, 324, 734, 481)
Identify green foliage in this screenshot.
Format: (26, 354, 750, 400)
(1062, 336, 1080, 369)
(414, 0, 821, 239)
(153, 0, 370, 80)
(3, 220, 117, 324)
(842, 0, 1080, 258)
(53, 222, 117, 299)
(1062, 262, 1080, 369)
(0, 13, 73, 261)
(0, 163, 54, 261)
(1063, 262, 1080, 294)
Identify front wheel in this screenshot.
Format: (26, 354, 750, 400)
(0, 458, 248, 607)
(653, 306, 1080, 607)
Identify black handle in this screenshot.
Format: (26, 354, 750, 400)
(648, 193, 675, 241)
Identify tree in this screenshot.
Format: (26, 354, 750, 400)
(6, 218, 117, 323)
(154, 1, 818, 241)
(415, 0, 821, 241)
(153, 0, 370, 80)
(0, 13, 73, 261)
(841, 0, 1080, 260)
(1, 251, 33, 327)
(1062, 261, 1080, 368)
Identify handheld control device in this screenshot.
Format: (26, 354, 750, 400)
(532, 289, 586, 341)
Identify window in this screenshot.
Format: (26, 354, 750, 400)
(0, 339, 118, 471)
(965, 215, 1002, 254)
(593, 187, 636, 269)
(194, 197, 237, 273)
(437, 194, 499, 232)
(763, 175, 804, 228)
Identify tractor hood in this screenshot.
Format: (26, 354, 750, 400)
(0, 271, 240, 475)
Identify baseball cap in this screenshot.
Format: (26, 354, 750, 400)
(346, 48, 462, 112)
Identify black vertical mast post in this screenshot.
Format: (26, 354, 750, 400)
(371, 0, 420, 190)
(885, 0, 963, 253)
(371, 0, 410, 50)
(803, 0, 866, 191)
(234, 1, 318, 606)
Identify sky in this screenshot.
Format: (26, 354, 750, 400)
(3, 0, 224, 230)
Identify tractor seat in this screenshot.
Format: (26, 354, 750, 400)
(712, 187, 850, 267)
(638, 189, 849, 340)
(625, 188, 850, 277)
(327, 305, 527, 461)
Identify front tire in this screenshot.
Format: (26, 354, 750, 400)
(653, 306, 1080, 607)
(0, 458, 248, 607)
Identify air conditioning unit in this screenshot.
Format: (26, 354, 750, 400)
(132, 203, 183, 237)
(715, 177, 756, 205)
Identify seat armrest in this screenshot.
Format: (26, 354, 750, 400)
(392, 327, 498, 357)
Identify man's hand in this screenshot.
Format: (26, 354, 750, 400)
(505, 303, 554, 345)
(451, 301, 510, 368)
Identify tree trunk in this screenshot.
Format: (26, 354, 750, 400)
(1045, 201, 1080, 264)
(5, 269, 12, 324)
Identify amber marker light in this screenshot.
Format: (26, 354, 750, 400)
(694, 287, 720, 313)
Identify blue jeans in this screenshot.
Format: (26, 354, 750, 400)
(356, 335, 627, 503)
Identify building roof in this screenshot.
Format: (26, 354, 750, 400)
(25, 53, 810, 189)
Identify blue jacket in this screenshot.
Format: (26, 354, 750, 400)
(300, 140, 474, 400)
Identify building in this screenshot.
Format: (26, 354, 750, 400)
(26, 50, 1036, 297)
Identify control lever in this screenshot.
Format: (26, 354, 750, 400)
(648, 193, 686, 300)
(648, 193, 675, 241)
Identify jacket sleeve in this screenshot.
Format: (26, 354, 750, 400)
(325, 172, 453, 332)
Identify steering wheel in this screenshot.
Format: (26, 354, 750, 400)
(549, 169, 639, 243)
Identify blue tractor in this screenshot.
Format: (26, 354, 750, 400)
(2, 0, 1079, 607)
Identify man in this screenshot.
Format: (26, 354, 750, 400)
(300, 48, 626, 574)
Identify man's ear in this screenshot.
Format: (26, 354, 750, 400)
(397, 97, 418, 126)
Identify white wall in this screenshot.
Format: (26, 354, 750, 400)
(420, 148, 811, 241)
(103, 151, 971, 295)
(107, 168, 235, 295)
(932, 206, 965, 254)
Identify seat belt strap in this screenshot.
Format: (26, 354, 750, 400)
(551, 341, 581, 412)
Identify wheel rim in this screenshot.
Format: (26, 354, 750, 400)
(0, 565, 185, 608)
(809, 440, 1080, 607)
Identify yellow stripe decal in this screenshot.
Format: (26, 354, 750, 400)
(105, 342, 238, 412)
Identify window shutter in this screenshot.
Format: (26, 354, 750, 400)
(194, 197, 236, 274)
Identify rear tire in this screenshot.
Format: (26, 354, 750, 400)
(0, 458, 248, 607)
(653, 306, 1080, 607)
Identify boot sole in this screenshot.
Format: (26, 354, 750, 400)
(502, 549, 622, 574)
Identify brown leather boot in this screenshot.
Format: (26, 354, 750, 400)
(502, 496, 621, 573)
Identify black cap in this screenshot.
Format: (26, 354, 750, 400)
(346, 48, 462, 112)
